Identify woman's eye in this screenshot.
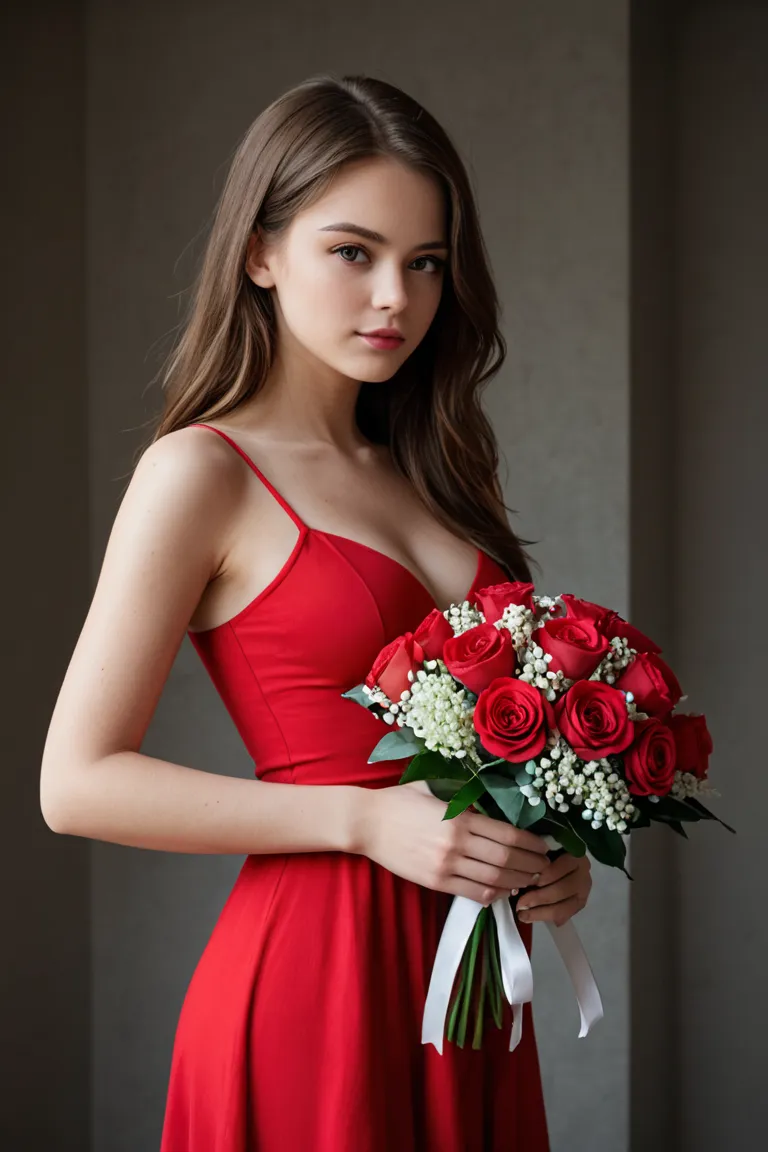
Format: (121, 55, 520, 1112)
(411, 255, 446, 274)
(333, 244, 368, 264)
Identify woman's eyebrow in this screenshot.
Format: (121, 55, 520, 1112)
(317, 222, 449, 251)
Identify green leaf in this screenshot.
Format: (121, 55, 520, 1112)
(476, 754, 519, 779)
(578, 821, 629, 873)
(444, 775, 486, 820)
(428, 779, 467, 803)
(544, 819, 587, 858)
(642, 795, 703, 822)
(684, 797, 736, 834)
(341, 683, 374, 708)
(630, 811, 652, 829)
(517, 797, 547, 830)
(399, 749, 471, 784)
(513, 763, 538, 787)
(367, 728, 423, 764)
(666, 819, 689, 839)
(481, 775, 526, 825)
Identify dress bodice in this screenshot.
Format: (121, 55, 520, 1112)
(186, 423, 506, 787)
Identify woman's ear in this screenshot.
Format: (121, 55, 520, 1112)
(245, 228, 276, 289)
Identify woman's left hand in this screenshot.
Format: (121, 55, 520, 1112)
(515, 852, 592, 927)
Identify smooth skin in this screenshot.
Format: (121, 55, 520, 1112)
(40, 155, 591, 922)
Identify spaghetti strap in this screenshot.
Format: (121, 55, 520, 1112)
(188, 423, 306, 531)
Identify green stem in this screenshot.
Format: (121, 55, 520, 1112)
(484, 912, 503, 1029)
(472, 928, 489, 1049)
(447, 944, 470, 1044)
(487, 906, 506, 1024)
(457, 906, 487, 1047)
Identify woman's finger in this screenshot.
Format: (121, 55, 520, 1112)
(518, 875, 584, 911)
(445, 875, 515, 906)
(517, 893, 585, 927)
(534, 851, 582, 888)
(467, 810, 550, 856)
(458, 855, 538, 894)
(466, 832, 549, 878)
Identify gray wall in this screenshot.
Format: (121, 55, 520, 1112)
(86, 3, 630, 1150)
(674, 4, 767, 1148)
(2, 3, 90, 1149)
(7, 1, 764, 1150)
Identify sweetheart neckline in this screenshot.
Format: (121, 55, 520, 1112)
(188, 527, 486, 636)
(315, 529, 485, 616)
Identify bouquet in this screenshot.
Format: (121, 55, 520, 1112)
(342, 581, 732, 1052)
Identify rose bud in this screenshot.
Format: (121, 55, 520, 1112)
(442, 622, 515, 695)
(365, 632, 424, 703)
(668, 713, 713, 781)
(413, 608, 455, 661)
(474, 676, 555, 762)
(554, 680, 635, 758)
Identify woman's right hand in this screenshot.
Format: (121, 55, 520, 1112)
(355, 779, 551, 905)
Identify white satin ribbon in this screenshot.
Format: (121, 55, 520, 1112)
(421, 836, 604, 1053)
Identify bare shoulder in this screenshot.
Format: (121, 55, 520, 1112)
(39, 423, 246, 825)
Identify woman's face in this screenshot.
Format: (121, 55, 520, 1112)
(246, 156, 449, 383)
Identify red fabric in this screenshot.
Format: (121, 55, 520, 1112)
(160, 423, 550, 1152)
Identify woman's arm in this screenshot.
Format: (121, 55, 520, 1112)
(39, 428, 365, 856)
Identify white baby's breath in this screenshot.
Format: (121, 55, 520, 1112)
(520, 734, 636, 831)
(670, 770, 719, 801)
(590, 636, 636, 684)
(379, 658, 482, 765)
(444, 600, 485, 636)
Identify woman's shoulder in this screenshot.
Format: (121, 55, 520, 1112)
(139, 421, 262, 497)
(130, 424, 254, 556)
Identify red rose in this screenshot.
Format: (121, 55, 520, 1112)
(474, 676, 555, 762)
(601, 613, 661, 655)
(476, 581, 535, 623)
(624, 718, 676, 796)
(442, 623, 515, 695)
(554, 680, 634, 758)
(536, 618, 611, 681)
(365, 632, 424, 702)
(560, 595, 661, 654)
(615, 653, 682, 718)
(668, 714, 713, 781)
(560, 594, 612, 630)
(413, 609, 455, 661)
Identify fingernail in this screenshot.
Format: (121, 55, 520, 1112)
(531, 873, 541, 885)
(511, 889, 519, 896)
(517, 904, 530, 912)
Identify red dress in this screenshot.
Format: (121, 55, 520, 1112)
(159, 423, 549, 1152)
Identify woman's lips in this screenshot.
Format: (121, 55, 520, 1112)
(358, 334, 405, 350)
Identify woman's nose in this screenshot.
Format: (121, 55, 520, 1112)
(370, 267, 408, 312)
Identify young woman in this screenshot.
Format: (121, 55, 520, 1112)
(41, 74, 592, 1150)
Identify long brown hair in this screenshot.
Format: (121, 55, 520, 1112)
(144, 73, 537, 582)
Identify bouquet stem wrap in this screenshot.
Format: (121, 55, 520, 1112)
(422, 837, 604, 1053)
